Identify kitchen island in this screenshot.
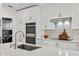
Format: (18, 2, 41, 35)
(0, 39, 79, 56)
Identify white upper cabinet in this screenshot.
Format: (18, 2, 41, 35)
(60, 4, 72, 16)
(72, 4, 79, 29)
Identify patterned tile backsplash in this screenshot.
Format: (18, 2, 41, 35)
(45, 29, 79, 40)
(45, 30, 58, 39)
(72, 29, 79, 40)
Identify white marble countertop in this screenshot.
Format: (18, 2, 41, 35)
(0, 42, 79, 56)
(70, 40, 79, 43)
(41, 38, 79, 43)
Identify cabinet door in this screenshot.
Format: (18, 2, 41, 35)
(60, 4, 72, 17)
(72, 4, 79, 29)
(72, 17, 79, 29)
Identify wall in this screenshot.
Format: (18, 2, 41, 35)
(1, 4, 42, 44)
(41, 3, 79, 40)
(1, 3, 79, 43)
(71, 4, 79, 40)
(17, 3, 79, 40)
(18, 6, 42, 40)
(2, 4, 20, 43)
(72, 4, 79, 29)
(41, 3, 72, 39)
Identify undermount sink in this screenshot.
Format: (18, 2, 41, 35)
(17, 44, 41, 51)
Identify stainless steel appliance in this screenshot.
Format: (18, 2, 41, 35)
(26, 22, 36, 44)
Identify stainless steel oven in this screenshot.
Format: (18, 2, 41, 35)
(26, 22, 36, 44)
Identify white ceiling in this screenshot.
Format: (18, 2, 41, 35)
(2, 3, 51, 11)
